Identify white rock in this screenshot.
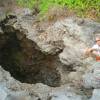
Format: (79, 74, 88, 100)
(0, 87, 7, 100)
(90, 89, 100, 100)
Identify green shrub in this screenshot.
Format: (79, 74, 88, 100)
(16, 0, 100, 20)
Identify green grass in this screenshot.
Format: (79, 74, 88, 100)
(16, 0, 100, 19)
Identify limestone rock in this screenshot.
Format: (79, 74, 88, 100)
(90, 89, 100, 100)
(0, 87, 7, 100)
(49, 85, 86, 100)
(83, 62, 100, 88)
(0, 8, 100, 100)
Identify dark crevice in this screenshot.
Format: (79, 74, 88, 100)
(0, 22, 61, 87)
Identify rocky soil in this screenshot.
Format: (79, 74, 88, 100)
(0, 7, 100, 100)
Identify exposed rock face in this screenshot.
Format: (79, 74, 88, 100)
(90, 89, 100, 100)
(0, 15, 61, 87)
(0, 8, 100, 100)
(83, 62, 100, 88)
(0, 0, 16, 21)
(0, 65, 50, 100)
(0, 65, 88, 100)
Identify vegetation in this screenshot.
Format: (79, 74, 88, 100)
(16, 0, 100, 20)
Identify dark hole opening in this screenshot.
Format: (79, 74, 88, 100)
(0, 30, 61, 87)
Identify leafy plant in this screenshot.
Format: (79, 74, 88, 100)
(16, 0, 100, 20)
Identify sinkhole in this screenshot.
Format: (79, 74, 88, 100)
(0, 24, 61, 87)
